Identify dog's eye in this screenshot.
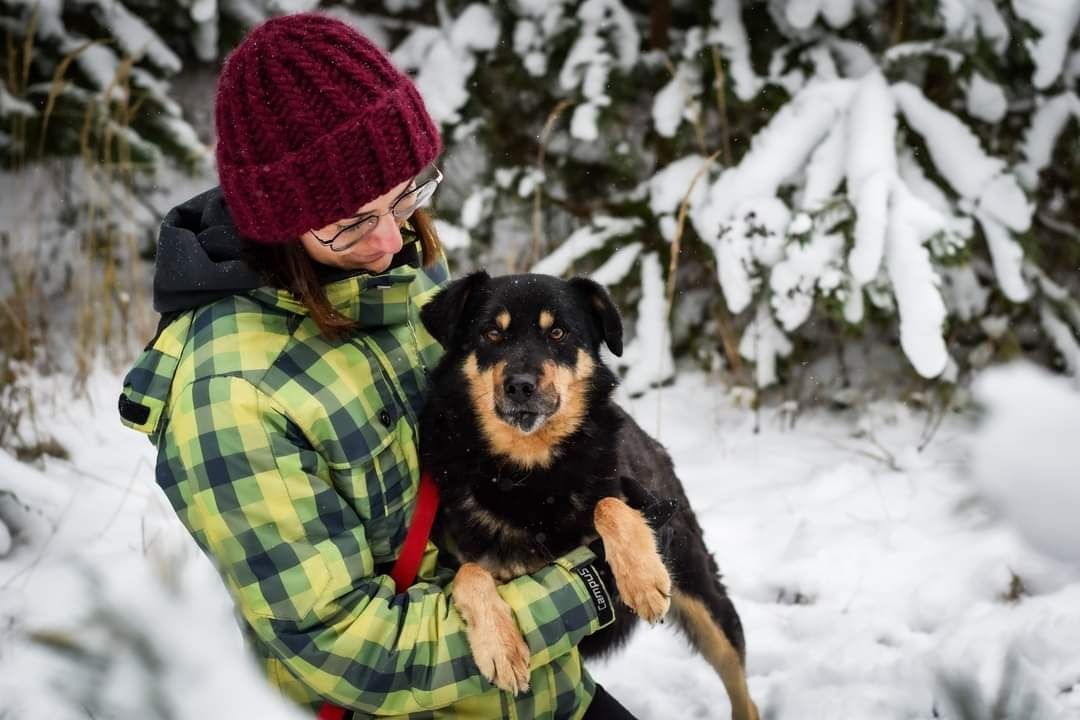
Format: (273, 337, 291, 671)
(483, 328, 502, 343)
(549, 327, 566, 342)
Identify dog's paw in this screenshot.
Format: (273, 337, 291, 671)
(594, 497, 673, 624)
(453, 563, 532, 695)
(618, 554, 672, 624)
(467, 620, 532, 695)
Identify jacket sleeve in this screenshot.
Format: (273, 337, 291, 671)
(161, 375, 609, 714)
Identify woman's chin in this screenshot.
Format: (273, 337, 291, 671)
(361, 255, 394, 273)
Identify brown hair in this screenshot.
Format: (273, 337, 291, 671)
(245, 209, 442, 339)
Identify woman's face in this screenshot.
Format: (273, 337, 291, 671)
(299, 177, 413, 273)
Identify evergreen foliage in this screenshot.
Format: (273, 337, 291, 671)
(382, 0, 1080, 394)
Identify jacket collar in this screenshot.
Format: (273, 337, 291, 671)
(247, 240, 422, 330)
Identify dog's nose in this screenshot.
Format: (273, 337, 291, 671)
(504, 374, 537, 401)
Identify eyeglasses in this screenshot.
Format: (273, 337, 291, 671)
(311, 165, 443, 252)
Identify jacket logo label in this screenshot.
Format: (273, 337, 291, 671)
(575, 564, 615, 626)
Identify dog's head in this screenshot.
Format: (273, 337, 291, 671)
(421, 272, 623, 467)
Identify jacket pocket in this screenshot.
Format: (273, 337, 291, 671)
(332, 421, 417, 566)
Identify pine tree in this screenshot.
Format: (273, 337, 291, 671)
(385, 0, 1080, 395)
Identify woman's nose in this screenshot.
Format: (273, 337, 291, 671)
(368, 213, 404, 254)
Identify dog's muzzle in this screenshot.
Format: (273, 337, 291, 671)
(496, 373, 560, 433)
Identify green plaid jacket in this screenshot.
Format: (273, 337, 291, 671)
(120, 249, 610, 718)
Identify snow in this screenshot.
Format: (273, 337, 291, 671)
(1039, 304, 1080, 379)
(579, 0, 639, 71)
(77, 43, 124, 95)
(517, 168, 545, 198)
(974, 209, 1032, 303)
(738, 302, 794, 387)
(966, 72, 1008, 123)
(1010, 0, 1080, 89)
(653, 63, 701, 138)
(940, 265, 990, 322)
(85, 0, 183, 74)
(937, 0, 981, 34)
(621, 253, 675, 395)
(885, 184, 950, 378)
(448, 4, 500, 52)
(785, 0, 824, 29)
(392, 6, 500, 126)
(883, 42, 965, 72)
(800, 119, 845, 211)
(557, 0, 640, 138)
(713, 197, 791, 314)
(893, 82, 1031, 233)
(460, 187, 495, 229)
(190, 0, 219, 61)
(846, 71, 898, 284)
(3, 361, 1080, 717)
(0, 86, 38, 118)
(770, 230, 845, 331)
(530, 216, 642, 277)
(648, 154, 710, 218)
(511, 3, 568, 77)
(433, 219, 471, 251)
(708, 0, 764, 101)
(571, 102, 602, 142)
(975, 0, 1011, 53)
(1017, 92, 1080, 190)
(694, 80, 853, 238)
(0, 370, 308, 718)
(590, 242, 642, 287)
(971, 363, 1080, 563)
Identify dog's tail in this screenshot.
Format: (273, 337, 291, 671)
(670, 589, 759, 720)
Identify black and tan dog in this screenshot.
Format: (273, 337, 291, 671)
(419, 271, 758, 720)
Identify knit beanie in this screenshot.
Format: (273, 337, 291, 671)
(214, 13, 442, 243)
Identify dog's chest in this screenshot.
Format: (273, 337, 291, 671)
(444, 478, 597, 571)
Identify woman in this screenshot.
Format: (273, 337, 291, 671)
(119, 13, 637, 720)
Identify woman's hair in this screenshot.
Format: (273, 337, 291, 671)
(245, 209, 442, 340)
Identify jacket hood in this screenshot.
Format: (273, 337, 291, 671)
(153, 187, 264, 314)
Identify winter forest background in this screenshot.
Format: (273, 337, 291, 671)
(1, 1, 1080, 718)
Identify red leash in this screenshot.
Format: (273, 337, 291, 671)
(317, 470, 440, 720)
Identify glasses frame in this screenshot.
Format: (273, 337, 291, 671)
(311, 164, 443, 252)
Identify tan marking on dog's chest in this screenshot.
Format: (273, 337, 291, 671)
(462, 351, 595, 469)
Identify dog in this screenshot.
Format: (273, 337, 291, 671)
(418, 271, 758, 720)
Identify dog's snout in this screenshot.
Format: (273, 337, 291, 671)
(504, 374, 537, 401)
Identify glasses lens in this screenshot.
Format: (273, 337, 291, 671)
(331, 216, 378, 252)
(392, 182, 438, 221)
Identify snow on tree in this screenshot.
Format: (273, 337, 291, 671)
(400, 0, 1080, 392)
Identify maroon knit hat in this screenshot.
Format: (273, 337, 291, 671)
(214, 13, 442, 243)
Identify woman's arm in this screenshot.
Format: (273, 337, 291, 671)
(161, 375, 611, 714)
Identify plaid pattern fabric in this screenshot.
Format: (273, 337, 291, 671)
(121, 248, 609, 719)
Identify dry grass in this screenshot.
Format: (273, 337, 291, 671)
(2, 19, 157, 455)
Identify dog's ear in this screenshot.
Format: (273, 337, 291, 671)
(568, 277, 623, 357)
(421, 270, 491, 348)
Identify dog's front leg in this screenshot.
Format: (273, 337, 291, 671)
(452, 562, 532, 695)
(594, 497, 672, 623)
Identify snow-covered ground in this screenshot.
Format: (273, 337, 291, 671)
(1, 364, 1079, 718)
